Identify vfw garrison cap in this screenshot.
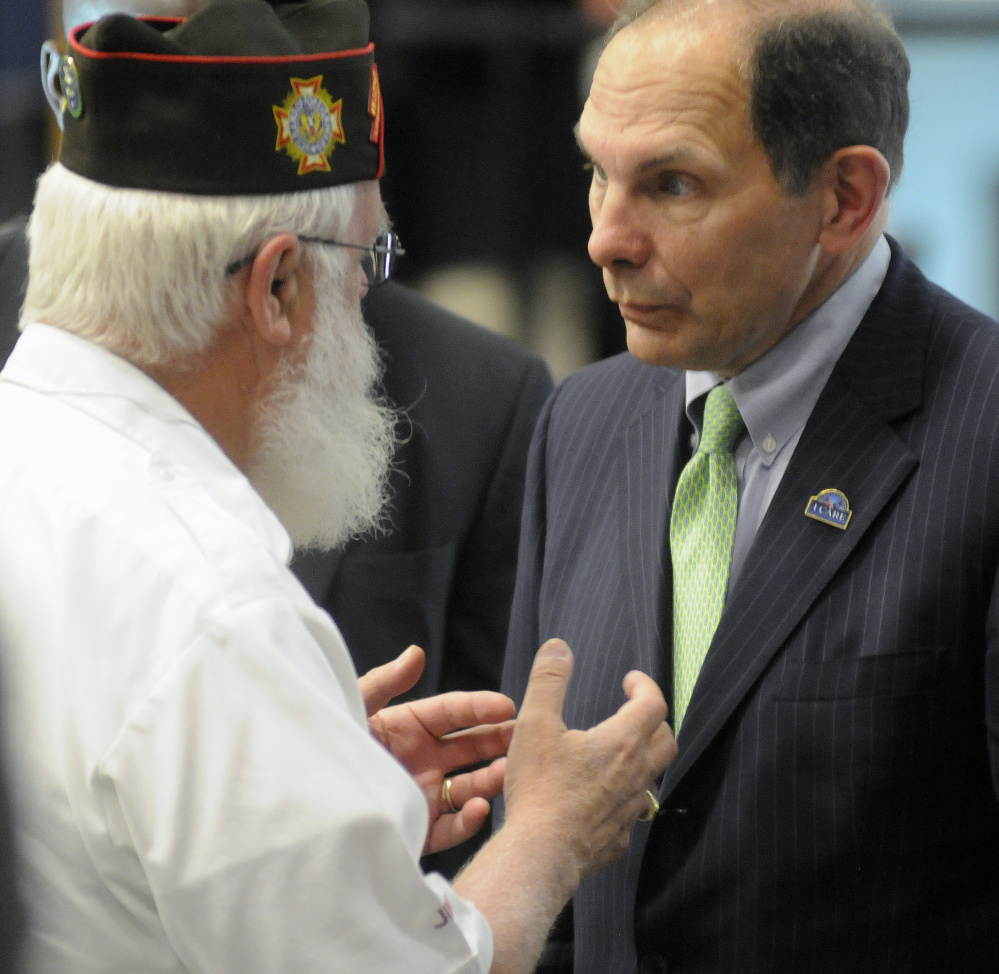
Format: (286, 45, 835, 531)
(57, 0, 385, 194)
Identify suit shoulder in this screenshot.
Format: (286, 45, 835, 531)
(879, 241, 998, 342)
(362, 282, 551, 386)
(897, 258, 999, 387)
(548, 351, 674, 431)
(838, 243, 999, 421)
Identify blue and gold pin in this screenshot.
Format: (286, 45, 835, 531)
(805, 489, 852, 529)
(59, 56, 83, 120)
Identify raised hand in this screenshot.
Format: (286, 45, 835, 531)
(452, 639, 677, 974)
(360, 646, 516, 853)
(503, 638, 676, 878)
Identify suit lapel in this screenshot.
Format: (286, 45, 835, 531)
(659, 243, 931, 797)
(620, 367, 687, 681)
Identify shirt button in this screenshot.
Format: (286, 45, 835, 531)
(689, 431, 699, 451)
(762, 434, 777, 454)
(149, 456, 175, 482)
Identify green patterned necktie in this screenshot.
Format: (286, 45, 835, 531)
(670, 383, 745, 733)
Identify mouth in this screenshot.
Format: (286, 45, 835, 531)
(617, 301, 674, 328)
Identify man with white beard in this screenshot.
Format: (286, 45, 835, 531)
(0, 2, 676, 973)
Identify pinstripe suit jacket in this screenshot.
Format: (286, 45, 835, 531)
(501, 240, 999, 973)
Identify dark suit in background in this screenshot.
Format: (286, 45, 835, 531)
(0, 700, 24, 974)
(1, 215, 554, 878)
(502, 241, 999, 971)
(0, 221, 28, 367)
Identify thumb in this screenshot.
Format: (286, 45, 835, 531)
(518, 639, 574, 725)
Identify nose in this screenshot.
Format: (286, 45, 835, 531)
(588, 187, 651, 272)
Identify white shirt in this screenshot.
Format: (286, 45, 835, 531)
(0, 324, 493, 974)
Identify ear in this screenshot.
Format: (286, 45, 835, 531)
(40, 42, 65, 130)
(815, 145, 891, 256)
(245, 233, 303, 348)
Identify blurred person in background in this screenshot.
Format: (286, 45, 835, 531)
(368, 0, 628, 376)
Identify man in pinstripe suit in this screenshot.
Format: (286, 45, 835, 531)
(501, 0, 999, 970)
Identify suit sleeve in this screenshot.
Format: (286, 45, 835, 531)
(499, 381, 556, 708)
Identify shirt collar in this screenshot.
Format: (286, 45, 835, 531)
(685, 235, 891, 465)
(2, 323, 292, 563)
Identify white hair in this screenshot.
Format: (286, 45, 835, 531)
(247, 245, 397, 550)
(24, 163, 357, 369)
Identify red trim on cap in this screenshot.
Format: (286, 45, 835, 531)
(69, 17, 374, 64)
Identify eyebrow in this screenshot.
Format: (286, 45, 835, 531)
(573, 126, 703, 175)
(635, 147, 702, 173)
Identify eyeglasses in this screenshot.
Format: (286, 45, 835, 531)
(225, 229, 405, 287)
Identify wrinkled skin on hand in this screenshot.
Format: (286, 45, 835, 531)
(503, 639, 677, 879)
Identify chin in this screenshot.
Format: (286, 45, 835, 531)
(624, 320, 689, 370)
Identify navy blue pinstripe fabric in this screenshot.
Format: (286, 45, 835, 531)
(501, 241, 999, 973)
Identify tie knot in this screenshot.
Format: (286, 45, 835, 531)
(699, 384, 744, 455)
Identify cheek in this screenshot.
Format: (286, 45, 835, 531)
(681, 211, 789, 308)
(353, 262, 368, 302)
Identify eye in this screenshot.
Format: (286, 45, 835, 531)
(584, 160, 608, 185)
(659, 172, 696, 197)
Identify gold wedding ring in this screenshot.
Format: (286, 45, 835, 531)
(639, 789, 660, 822)
(442, 776, 458, 814)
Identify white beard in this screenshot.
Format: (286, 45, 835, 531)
(247, 255, 396, 551)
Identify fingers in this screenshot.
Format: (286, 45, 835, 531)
(433, 720, 516, 773)
(618, 669, 670, 733)
(517, 639, 574, 728)
(425, 760, 507, 855)
(443, 758, 507, 810)
(650, 721, 679, 773)
(585, 674, 676, 809)
(425, 796, 492, 854)
(357, 645, 425, 717)
(408, 690, 516, 739)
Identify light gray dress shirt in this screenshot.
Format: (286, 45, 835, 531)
(685, 235, 891, 594)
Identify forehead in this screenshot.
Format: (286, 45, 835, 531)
(578, 8, 754, 171)
(349, 181, 385, 240)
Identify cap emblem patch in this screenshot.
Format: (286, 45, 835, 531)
(59, 56, 83, 120)
(273, 76, 345, 175)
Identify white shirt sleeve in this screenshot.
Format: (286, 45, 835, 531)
(95, 598, 494, 974)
